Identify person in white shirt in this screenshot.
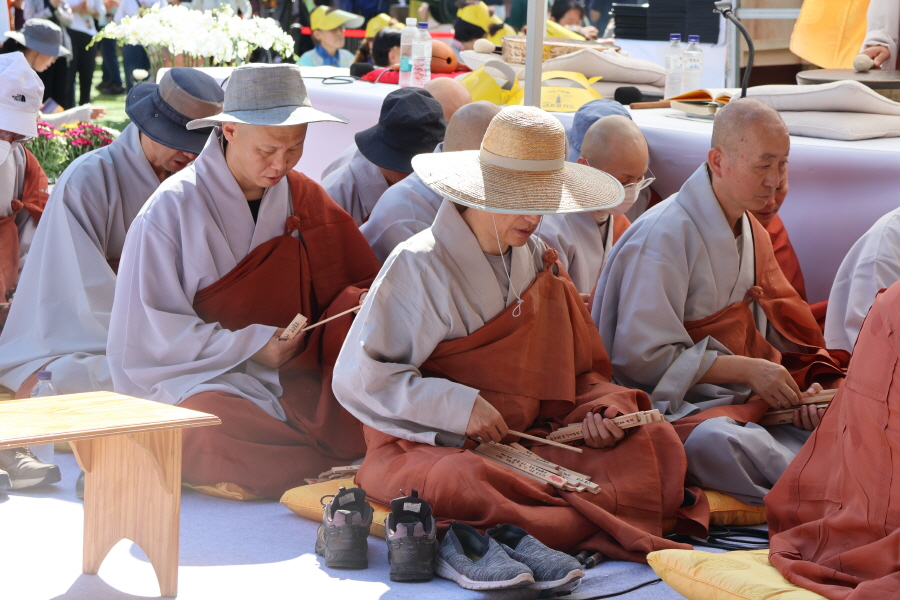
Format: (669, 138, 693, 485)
(114, 0, 167, 90)
(66, 0, 104, 106)
(190, 0, 251, 17)
(861, 0, 899, 69)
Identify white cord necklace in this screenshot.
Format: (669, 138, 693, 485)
(492, 214, 542, 318)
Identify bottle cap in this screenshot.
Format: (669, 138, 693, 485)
(688, 35, 700, 43)
(418, 22, 428, 29)
(37, 370, 52, 380)
(406, 18, 417, 26)
(670, 33, 681, 41)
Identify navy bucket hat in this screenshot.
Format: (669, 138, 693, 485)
(126, 68, 225, 155)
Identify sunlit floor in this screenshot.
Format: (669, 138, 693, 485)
(2, 452, 690, 600)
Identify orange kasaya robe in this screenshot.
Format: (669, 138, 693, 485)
(0, 148, 48, 318)
(764, 214, 828, 327)
(767, 282, 900, 600)
(357, 249, 709, 561)
(673, 215, 849, 442)
(179, 172, 382, 499)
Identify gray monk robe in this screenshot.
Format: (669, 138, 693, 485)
(360, 172, 443, 263)
(593, 165, 843, 505)
(334, 198, 707, 559)
(320, 147, 388, 226)
(539, 212, 630, 295)
(0, 124, 159, 396)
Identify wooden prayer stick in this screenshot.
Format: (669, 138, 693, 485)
(508, 429, 583, 453)
(760, 403, 831, 427)
(630, 100, 671, 109)
(279, 313, 308, 341)
(546, 409, 664, 444)
(794, 388, 837, 406)
(299, 305, 362, 333)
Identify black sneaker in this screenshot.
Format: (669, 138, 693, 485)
(0, 447, 60, 489)
(386, 490, 438, 582)
(315, 487, 373, 569)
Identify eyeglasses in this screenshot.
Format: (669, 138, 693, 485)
(582, 158, 655, 191)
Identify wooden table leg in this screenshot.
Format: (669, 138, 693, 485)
(72, 429, 182, 598)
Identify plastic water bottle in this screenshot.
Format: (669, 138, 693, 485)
(411, 22, 432, 88)
(681, 35, 703, 94)
(29, 370, 58, 464)
(399, 17, 417, 88)
(664, 33, 684, 99)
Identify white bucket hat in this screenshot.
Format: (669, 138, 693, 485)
(0, 53, 44, 140)
(412, 105, 624, 214)
(186, 63, 346, 130)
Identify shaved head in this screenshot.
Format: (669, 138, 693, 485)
(424, 78, 473, 122)
(707, 98, 790, 231)
(443, 101, 501, 152)
(579, 115, 649, 185)
(711, 98, 788, 156)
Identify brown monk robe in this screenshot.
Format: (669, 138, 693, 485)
(0, 147, 49, 326)
(673, 215, 849, 441)
(358, 250, 707, 561)
(180, 172, 381, 498)
(767, 281, 900, 599)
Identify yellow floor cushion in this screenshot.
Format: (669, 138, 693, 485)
(282, 480, 765, 541)
(648, 549, 828, 600)
(281, 479, 391, 538)
(705, 490, 767, 527)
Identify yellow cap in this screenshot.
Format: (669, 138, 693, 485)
(546, 20, 586, 40)
(365, 13, 402, 38)
(310, 5, 364, 31)
(457, 1, 493, 32)
(488, 22, 516, 45)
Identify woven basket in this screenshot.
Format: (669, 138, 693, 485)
(501, 36, 619, 65)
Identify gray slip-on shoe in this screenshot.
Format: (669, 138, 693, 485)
(487, 524, 585, 590)
(436, 522, 534, 591)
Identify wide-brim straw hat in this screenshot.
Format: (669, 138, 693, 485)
(413, 106, 624, 215)
(187, 64, 346, 130)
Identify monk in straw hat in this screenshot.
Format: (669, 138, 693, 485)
(334, 105, 709, 561)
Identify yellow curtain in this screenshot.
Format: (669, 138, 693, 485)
(790, 0, 871, 68)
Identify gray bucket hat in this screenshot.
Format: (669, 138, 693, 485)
(126, 68, 225, 155)
(186, 63, 346, 130)
(4, 19, 71, 58)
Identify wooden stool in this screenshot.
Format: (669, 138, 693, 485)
(0, 392, 220, 597)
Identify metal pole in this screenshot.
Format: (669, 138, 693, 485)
(726, 0, 741, 88)
(523, 0, 546, 107)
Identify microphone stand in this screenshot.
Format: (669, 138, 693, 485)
(714, 1, 753, 98)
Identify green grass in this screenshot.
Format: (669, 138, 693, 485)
(89, 55, 130, 132)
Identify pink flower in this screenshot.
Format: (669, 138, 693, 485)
(70, 137, 90, 146)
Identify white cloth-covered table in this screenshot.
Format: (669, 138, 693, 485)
(297, 76, 900, 302)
